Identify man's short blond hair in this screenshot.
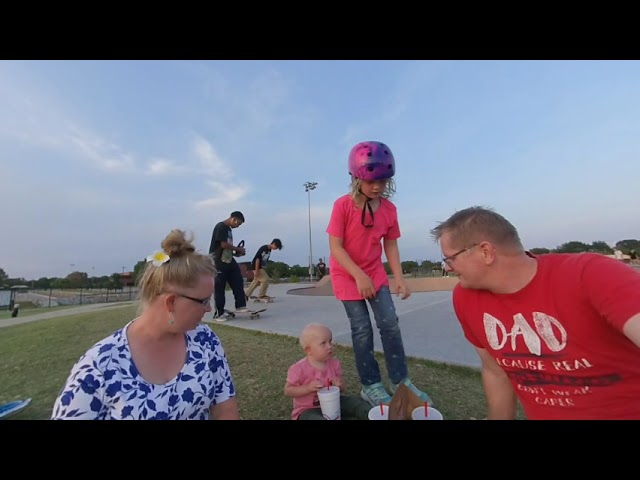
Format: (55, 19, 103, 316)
(430, 206, 523, 251)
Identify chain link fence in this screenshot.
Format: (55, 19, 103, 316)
(15, 286, 139, 307)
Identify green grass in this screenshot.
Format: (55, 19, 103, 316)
(0, 305, 526, 420)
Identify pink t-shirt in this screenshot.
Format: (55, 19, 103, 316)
(326, 194, 400, 301)
(454, 253, 640, 419)
(286, 357, 343, 420)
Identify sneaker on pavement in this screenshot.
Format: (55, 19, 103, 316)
(360, 382, 393, 407)
(235, 306, 250, 313)
(390, 378, 434, 404)
(213, 311, 230, 323)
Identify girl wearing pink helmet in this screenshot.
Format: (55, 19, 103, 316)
(326, 141, 433, 407)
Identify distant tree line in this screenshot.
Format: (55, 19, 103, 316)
(529, 239, 640, 255)
(1, 238, 638, 288)
(0, 270, 127, 290)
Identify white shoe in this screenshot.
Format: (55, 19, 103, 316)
(235, 307, 249, 313)
(213, 312, 231, 322)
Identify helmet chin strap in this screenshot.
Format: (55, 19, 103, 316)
(359, 190, 375, 228)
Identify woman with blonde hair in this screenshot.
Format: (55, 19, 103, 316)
(52, 229, 240, 420)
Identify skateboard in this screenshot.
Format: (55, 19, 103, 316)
(224, 308, 266, 319)
(250, 296, 275, 304)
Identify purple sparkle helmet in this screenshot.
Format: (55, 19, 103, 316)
(348, 141, 395, 180)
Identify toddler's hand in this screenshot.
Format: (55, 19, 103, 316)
(308, 379, 323, 392)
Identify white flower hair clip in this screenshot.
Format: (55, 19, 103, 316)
(147, 251, 170, 267)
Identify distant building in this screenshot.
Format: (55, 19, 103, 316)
(604, 251, 631, 263)
(121, 272, 135, 287)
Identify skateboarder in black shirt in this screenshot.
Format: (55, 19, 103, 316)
(209, 211, 248, 320)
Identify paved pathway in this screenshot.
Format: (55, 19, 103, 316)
(0, 302, 136, 328)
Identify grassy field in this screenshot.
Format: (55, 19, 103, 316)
(0, 305, 526, 420)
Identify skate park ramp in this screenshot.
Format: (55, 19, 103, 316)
(286, 275, 459, 296)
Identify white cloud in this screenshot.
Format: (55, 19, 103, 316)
(194, 181, 250, 209)
(67, 127, 136, 172)
(145, 158, 182, 176)
(193, 135, 233, 179)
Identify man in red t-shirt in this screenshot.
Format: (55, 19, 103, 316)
(430, 206, 640, 420)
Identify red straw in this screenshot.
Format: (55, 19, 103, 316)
(425, 401, 429, 417)
(380, 403, 384, 415)
(327, 378, 330, 390)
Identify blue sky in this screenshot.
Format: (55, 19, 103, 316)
(1, 60, 639, 279)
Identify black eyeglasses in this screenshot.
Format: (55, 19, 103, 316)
(171, 292, 211, 307)
(442, 244, 479, 266)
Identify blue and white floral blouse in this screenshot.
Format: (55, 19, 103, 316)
(51, 320, 235, 420)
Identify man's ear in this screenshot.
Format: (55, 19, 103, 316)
(479, 241, 497, 265)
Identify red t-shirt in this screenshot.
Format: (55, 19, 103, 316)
(453, 253, 640, 419)
(326, 194, 400, 301)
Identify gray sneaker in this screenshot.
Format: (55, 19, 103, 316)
(360, 382, 393, 407)
(213, 311, 232, 322)
(235, 307, 250, 313)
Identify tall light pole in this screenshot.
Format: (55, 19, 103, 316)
(303, 181, 318, 283)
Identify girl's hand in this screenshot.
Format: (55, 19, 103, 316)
(356, 274, 376, 299)
(395, 278, 411, 300)
(331, 377, 343, 389)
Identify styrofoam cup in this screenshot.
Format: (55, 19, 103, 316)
(411, 406, 443, 420)
(317, 386, 341, 420)
(368, 404, 389, 420)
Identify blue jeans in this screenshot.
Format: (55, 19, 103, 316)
(214, 261, 247, 316)
(341, 285, 408, 386)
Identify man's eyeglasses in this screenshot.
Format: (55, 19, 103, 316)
(442, 243, 479, 266)
(171, 292, 211, 307)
